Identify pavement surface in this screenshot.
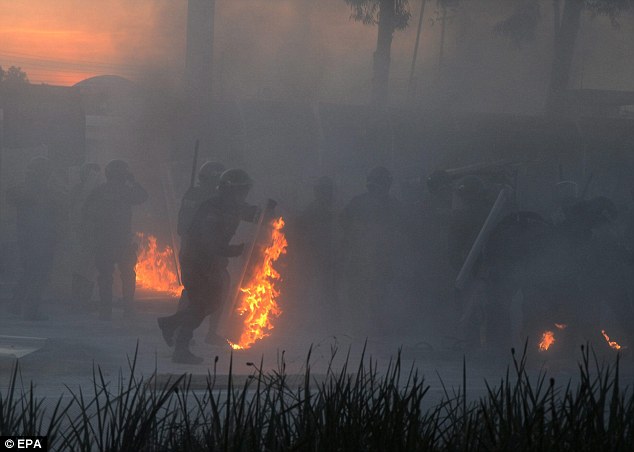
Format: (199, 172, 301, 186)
(0, 292, 631, 407)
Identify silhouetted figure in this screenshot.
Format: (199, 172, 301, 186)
(550, 180, 578, 225)
(567, 197, 632, 346)
(69, 163, 101, 310)
(447, 176, 498, 348)
(340, 167, 405, 335)
(176, 161, 225, 340)
(294, 176, 338, 325)
(448, 176, 492, 273)
(158, 169, 259, 364)
(7, 157, 65, 320)
(83, 160, 148, 320)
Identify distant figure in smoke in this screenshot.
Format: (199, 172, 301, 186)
(83, 160, 148, 320)
(340, 166, 405, 335)
(448, 175, 492, 273)
(6, 157, 66, 320)
(550, 180, 578, 225)
(566, 196, 633, 345)
(447, 175, 497, 348)
(158, 169, 259, 364)
(69, 163, 102, 310)
(293, 176, 338, 327)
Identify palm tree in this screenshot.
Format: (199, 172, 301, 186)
(495, 0, 633, 115)
(345, 0, 412, 107)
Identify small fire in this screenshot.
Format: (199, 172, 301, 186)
(135, 233, 183, 297)
(539, 330, 556, 351)
(601, 330, 623, 351)
(229, 217, 287, 350)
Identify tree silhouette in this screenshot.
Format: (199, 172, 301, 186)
(345, 0, 412, 107)
(0, 66, 30, 87)
(495, 0, 633, 115)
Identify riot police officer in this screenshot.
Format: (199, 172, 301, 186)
(7, 156, 66, 320)
(340, 166, 405, 335)
(70, 162, 102, 309)
(83, 159, 148, 320)
(158, 169, 259, 364)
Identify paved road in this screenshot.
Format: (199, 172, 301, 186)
(0, 295, 629, 406)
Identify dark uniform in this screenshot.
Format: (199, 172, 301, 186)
(158, 169, 258, 364)
(83, 160, 148, 320)
(175, 161, 225, 317)
(568, 197, 632, 346)
(7, 157, 65, 320)
(69, 163, 101, 308)
(177, 161, 225, 239)
(293, 176, 338, 326)
(340, 167, 405, 334)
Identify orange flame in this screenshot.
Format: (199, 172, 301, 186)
(229, 217, 287, 350)
(539, 330, 556, 351)
(601, 330, 623, 350)
(135, 233, 182, 297)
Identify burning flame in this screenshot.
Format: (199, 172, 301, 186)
(539, 330, 556, 351)
(135, 233, 182, 297)
(601, 330, 623, 351)
(538, 323, 567, 351)
(229, 217, 287, 350)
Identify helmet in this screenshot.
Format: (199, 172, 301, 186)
(455, 175, 486, 201)
(198, 161, 225, 184)
(105, 159, 129, 181)
(366, 166, 392, 193)
(80, 162, 101, 183)
(554, 180, 578, 205)
(218, 169, 253, 191)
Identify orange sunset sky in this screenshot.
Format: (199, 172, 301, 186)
(2, 1, 631, 107)
(0, 0, 186, 85)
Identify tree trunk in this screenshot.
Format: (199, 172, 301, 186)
(438, 3, 447, 68)
(372, 0, 396, 108)
(408, 0, 427, 97)
(547, 0, 583, 115)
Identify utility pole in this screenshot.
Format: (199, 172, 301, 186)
(183, 0, 216, 157)
(185, 0, 215, 109)
(438, 2, 447, 68)
(408, 0, 427, 97)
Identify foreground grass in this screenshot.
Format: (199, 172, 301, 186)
(1, 344, 633, 451)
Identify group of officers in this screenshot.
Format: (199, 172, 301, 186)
(5, 156, 261, 364)
(287, 162, 634, 355)
(6, 154, 634, 362)
(6, 157, 147, 322)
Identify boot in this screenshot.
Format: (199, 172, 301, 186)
(172, 346, 204, 365)
(205, 331, 227, 346)
(157, 317, 177, 347)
